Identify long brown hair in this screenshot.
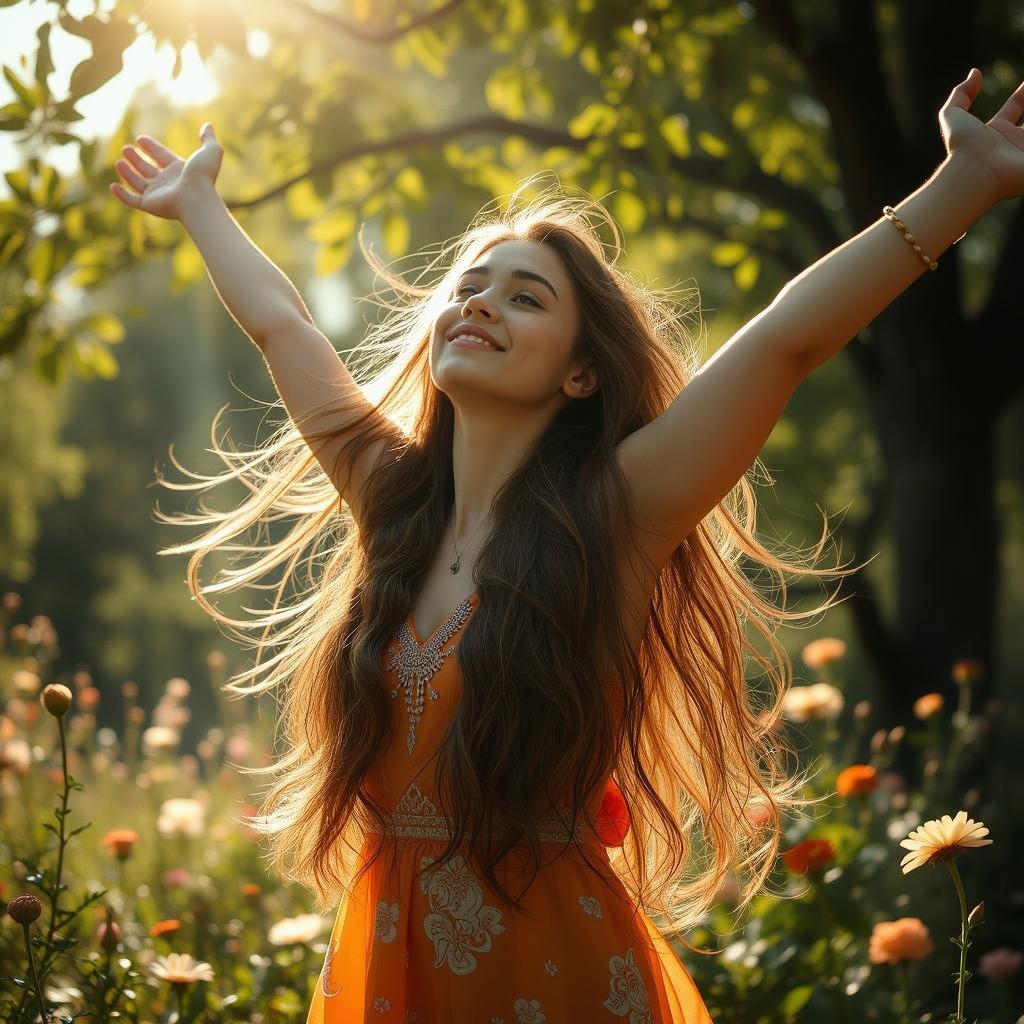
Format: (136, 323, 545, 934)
(156, 174, 863, 944)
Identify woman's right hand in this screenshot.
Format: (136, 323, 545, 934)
(109, 122, 224, 220)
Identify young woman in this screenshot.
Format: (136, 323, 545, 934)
(111, 68, 1022, 1022)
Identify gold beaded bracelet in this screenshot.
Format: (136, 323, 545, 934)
(882, 205, 938, 271)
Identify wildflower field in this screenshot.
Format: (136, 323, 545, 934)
(0, 595, 1021, 1023)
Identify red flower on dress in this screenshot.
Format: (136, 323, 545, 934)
(595, 777, 631, 847)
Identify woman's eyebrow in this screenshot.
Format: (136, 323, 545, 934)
(461, 265, 559, 301)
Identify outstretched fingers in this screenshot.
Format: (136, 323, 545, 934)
(114, 158, 149, 194)
(109, 181, 141, 207)
(122, 146, 158, 178)
(993, 79, 1024, 125)
(136, 134, 178, 167)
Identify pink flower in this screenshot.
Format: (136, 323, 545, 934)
(978, 947, 1023, 982)
(163, 868, 192, 888)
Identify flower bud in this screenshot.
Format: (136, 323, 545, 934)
(968, 902, 985, 928)
(6, 893, 42, 925)
(41, 683, 72, 718)
(97, 920, 122, 949)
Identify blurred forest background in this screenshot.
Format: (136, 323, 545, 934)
(1, 0, 1023, 763)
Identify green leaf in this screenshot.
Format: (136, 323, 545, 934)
(73, 339, 119, 379)
(485, 66, 526, 119)
(4, 169, 32, 203)
(307, 208, 356, 245)
(171, 240, 204, 290)
(734, 254, 761, 290)
(403, 27, 447, 79)
(711, 241, 748, 266)
(285, 178, 325, 221)
(394, 167, 426, 204)
(69, 51, 125, 100)
(0, 228, 27, 267)
(35, 338, 66, 385)
(660, 116, 690, 157)
(314, 239, 352, 277)
(781, 984, 814, 1018)
(0, 303, 33, 356)
(579, 44, 601, 76)
(567, 103, 618, 139)
(28, 236, 56, 284)
(612, 192, 646, 233)
(732, 99, 757, 131)
(382, 211, 409, 257)
(2, 66, 39, 110)
(696, 130, 729, 157)
(84, 313, 125, 343)
(35, 22, 54, 91)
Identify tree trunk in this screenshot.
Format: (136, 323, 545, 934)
(860, 307, 1002, 779)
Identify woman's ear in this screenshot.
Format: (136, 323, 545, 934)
(566, 362, 600, 399)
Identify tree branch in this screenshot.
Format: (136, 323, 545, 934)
(271, 0, 469, 45)
(221, 114, 840, 251)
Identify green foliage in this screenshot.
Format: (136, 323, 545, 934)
(0, 0, 864, 386)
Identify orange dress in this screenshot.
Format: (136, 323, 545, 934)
(305, 593, 712, 1024)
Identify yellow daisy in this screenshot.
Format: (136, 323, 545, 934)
(899, 810, 992, 874)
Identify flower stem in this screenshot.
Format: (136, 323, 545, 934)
(896, 961, 912, 1024)
(22, 922, 50, 1024)
(45, 714, 71, 947)
(813, 881, 850, 1024)
(944, 859, 971, 1024)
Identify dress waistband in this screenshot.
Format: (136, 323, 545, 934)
(362, 782, 593, 846)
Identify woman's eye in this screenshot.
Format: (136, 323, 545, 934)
(453, 286, 540, 307)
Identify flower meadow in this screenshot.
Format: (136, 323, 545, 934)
(0, 595, 1021, 1023)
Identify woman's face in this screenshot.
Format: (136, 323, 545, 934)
(432, 239, 595, 404)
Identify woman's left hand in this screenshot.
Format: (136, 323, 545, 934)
(942, 67, 1024, 204)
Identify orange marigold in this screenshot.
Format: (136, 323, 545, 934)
(100, 829, 140, 860)
(869, 918, 934, 964)
(782, 837, 836, 874)
(951, 658, 983, 686)
(836, 764, 878, 797)
(801, 637, 847, 669)
(77, 686, 101, 710)
(149, 918, 182, 938)
(913, 692, 944, 720)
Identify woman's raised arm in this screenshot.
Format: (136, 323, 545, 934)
(112, 124, 399, 522)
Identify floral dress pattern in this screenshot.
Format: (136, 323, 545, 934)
(305, 594, 712, 1024)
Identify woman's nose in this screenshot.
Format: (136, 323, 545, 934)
(462, 297, 495, 319)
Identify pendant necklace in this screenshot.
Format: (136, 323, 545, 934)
(449, 508, 487, 574)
